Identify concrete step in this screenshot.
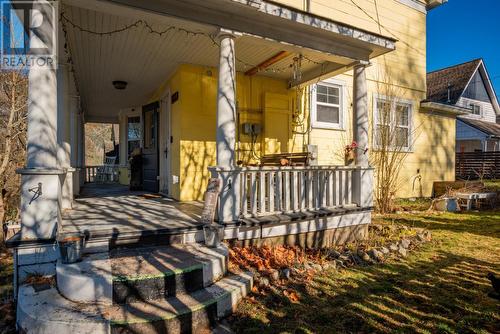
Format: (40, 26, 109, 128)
(56, 243, 229, 304)
(17, 272, 253, 334)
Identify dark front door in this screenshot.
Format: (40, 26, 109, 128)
(142, 101, 160, 193)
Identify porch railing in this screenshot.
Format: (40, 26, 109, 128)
(209, 165, 374, 222)
(84, 165, 119, 183)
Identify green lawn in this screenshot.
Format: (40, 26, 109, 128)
(230, 210, 500, 334)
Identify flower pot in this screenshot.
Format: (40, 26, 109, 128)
(203, 224, 224, 248)
(57, 233, 85, 264)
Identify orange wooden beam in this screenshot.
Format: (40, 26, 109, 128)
(244, 51, 291, 76)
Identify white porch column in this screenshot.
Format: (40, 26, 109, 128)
(352, 63, 373, 208)
(214, 31, 240, 222)
(19, 0, 63, 240)
(58, 64, 74, 209)
(352, 63, 369, 167)
(216, 32, 237, 167)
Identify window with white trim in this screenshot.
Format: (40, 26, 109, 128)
(374, 97, 413, 150)
(469, 102, 481, 116)
(311, 82, 344, 129)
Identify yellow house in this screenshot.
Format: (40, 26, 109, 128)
(108, 0, 456, 202)
(10, 0, 462, 331)
(12, 0, 456, 269)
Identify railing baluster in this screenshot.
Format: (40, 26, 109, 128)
(336, 169, 342, 207)
(259, 171, 266, 214)
(250, 172, 257, 216)
(307, 170, 313, 210)
(275, 170, 282, 212)
(346, 169, 352, 205)
(291, 171, 298, 212)
(319, 170, 326, 208)
(283, 170, 290, 213)
(268, 171, 274, 213)
(241, 171, 248, 217)
(299, 171, 306, 211)
(340, 170, 345, 206)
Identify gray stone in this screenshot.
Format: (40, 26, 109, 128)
(268, 269, 280, 281)
(379, 247, 390, 255)
(358, 251, 371, 262)
(368, 249, 384, 262)
(400, 239, 411, 249)
(338, 254, 350, 262)
(312, 263, 323, 271)
(335, 259, 345, 268)
(389, 243, 399, 252)
(329, 250, 342, 259)
(256, 276, 270, 287)
(322, 261, 336, 271)
(398, 246, 407, 258)
(281, 268, 291, 280)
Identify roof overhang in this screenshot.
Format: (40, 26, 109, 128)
(426, 0, 447, 10)
(420, 101, 470, 117)
(67, 0, 396, 62)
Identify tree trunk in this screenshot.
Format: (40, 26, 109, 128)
(0, 193, 5, 229)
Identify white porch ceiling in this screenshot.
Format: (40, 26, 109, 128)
(62, 0, 390, 122)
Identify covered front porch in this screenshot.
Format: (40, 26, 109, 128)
(61, 183, 203, 240)
(16, 0, 396, 247)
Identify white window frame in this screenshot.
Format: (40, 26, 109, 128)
(311, 79, 347, 130)
(469, 102, 481, 116)
(373, 95, 414, 152)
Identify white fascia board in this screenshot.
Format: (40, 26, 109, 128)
(420, 101, 470, 117)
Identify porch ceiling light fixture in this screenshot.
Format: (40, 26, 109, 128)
(112, 80, 128, 90)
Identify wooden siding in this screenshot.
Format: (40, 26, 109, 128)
(273, 0, 428, 92)
(456, 97, 497, 124)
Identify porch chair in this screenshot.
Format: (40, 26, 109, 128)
(95, 156, 117, 183)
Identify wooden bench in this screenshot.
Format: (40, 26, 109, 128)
(260, 152, 312, 166)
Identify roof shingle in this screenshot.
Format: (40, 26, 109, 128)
(426, 59, 481, 104)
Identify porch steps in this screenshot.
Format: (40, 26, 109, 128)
(17, 243, 253, 334)
(110, 244, 228, 303)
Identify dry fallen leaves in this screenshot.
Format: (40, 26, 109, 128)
(283, 289, 300, 303)
(229, 245, 325, 272)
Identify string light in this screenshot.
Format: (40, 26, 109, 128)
(59, 11, 324, 76)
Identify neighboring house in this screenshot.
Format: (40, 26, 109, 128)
(426, 59, 500, 152)
(8, 0, 453, 332)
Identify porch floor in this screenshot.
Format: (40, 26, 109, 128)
(61, 183, 203, 236)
